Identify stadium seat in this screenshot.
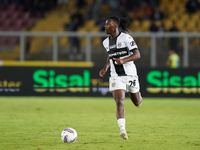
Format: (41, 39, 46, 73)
(91, 26, 100, 32)
(187, 21, 198, 32)
(9, 11, 21, 21)
(0, 4, 4, 10)
(167, 4, 178, 14)
(15, 4, 24, 12)
(19, 12, 30, 22)
(13, 19, 24, 29)
(129, 20, 141, 31)
(0, 11, 9, 20)
(168, 13, 180, 21)
(176, 20, 187, 32)
(26, 19, 36, 28)
(92, 37, 101, 46)
(163, 19, 172, 30)
(191, 13, 200, 20)
(6, 3, 17, 13)
(59, 37, 69, 46)
(7, 26, 17, 31)
(0, 37, 8, 45)
(180, 13, 189, 21)
(141, 20, 151, 31)
(176, 5, 185, 13)
(1, 20, 12, 30)
(84, 20, 96, 31)
(7, 37, 19, 46)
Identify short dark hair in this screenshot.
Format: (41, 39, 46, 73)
(109, 16, 130, 33)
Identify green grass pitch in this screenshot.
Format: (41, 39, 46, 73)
(0, 97, 200, 150)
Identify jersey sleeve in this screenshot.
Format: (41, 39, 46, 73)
(125, 34, 138, 51)
(102, 37, 109, 52)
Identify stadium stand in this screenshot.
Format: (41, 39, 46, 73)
(0, 0, 200, 61)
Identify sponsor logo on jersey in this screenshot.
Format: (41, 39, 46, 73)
(108, 50, 128, 58)
(109, 44, 116, 49)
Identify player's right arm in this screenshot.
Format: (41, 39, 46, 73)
(99, 56, 110, 77)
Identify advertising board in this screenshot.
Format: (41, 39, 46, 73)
(0, 67, 199, 97)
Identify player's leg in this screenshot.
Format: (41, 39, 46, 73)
(112, 89, 128, 140)
(109, 77, 128, 140)
(126, 75, 142, 108)
(112, 89, 126, 119)
(129, 91, 142, 108)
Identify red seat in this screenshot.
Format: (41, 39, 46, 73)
(6, 4, 17, 13)
(0, 25, 7, 31)
(14, 19, 24, 28)
(0, 11, 9, 20)
(15, 4, 24, 12)
(0, 37, 8, 45)
(9, 11, 21, 21)
(1, 20, 12, 30)
(0, 4, 5, 10)
(7, 37, 19, 46)
(19, 12, 30, 21)
(26, 19, 36, 28)
(7, 26, 17, 31)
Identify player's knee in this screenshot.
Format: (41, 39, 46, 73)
(135, 98, 142, 108)
(115, 98, 124, 108)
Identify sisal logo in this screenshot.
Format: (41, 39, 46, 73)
(33, 69, 90, 93)
(0, 80, 22, 92)
(146, 70, 200, 94)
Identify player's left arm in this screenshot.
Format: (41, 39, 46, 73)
(113, 49, 140, 65)
(113, 35, 141, 65)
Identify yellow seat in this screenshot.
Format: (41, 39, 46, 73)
(186, 21, 198, 32)
(101, 4, 111, 15)
(179, 13, 189, 21)
(92, 37, 101, 46)
(167, 4, 178, 14)
(176, 20, 187, 32)
(176, 5, 185, 13)
(84, 20, 96, 31)
(163, 19, 172, 30)
(59, 37, 69, 46)
(90, 26, 100, 32)
(141, 20, 151, 31)
(129, 20, 141, 31)
(189, 38, 200, 48)
(168, 13, 180, 21)
(191, 13, 200, 21)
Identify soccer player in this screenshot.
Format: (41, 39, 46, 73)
(99, 16, 142, 140)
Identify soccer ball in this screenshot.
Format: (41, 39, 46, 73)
(61, 127, 77, 143)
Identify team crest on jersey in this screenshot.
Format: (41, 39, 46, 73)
(112, 82, 116, 87)
(117, 42, 121, 47)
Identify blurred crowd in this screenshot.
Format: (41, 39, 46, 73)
(70, 0, 200, 32)
(0, 0, 57, 18)
(77, 0, 162, 23)
(1, 0, 200, 37)
(1, 0, 200, 28)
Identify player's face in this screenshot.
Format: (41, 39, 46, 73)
(104, 19, 116, 34)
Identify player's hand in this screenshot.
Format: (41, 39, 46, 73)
(113, 58, 124, 65)
(99, 68, 107, 77)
